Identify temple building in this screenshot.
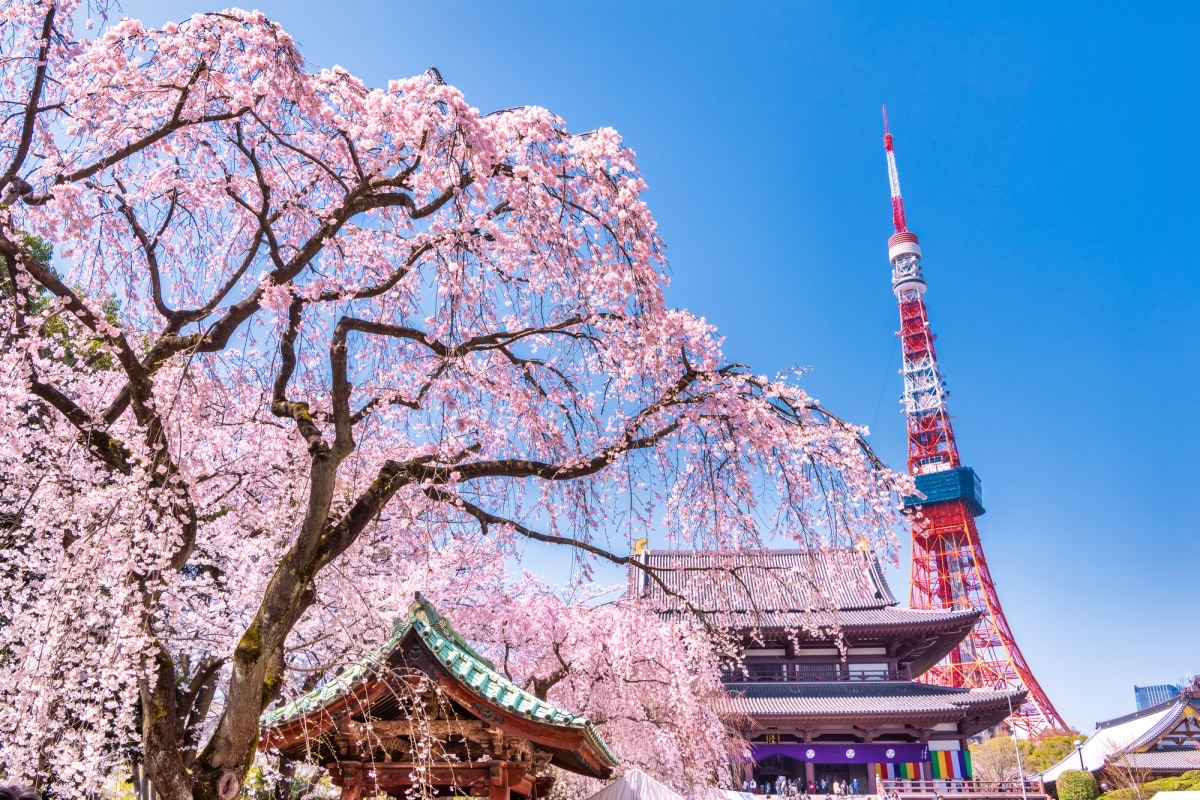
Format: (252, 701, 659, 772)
(1041, 676, 1200, 787)
(631, 547, 1024, 793)
(261, 595, 618, 800)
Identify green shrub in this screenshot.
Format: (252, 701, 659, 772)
(1097, 771, 1200, 800)
(1148, 777, 1187, 792)
(1140, 772, 1200, 800)
(1059, 770, 1101, 800)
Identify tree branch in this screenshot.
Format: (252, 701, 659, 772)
(0, 6, 56, 200)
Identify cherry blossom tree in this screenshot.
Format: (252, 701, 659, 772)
(0, 3, 905, 799)
(443, 581, 746, 799)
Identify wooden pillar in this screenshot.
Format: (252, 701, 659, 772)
(338, 764, 364, 800)
(867, 765, 877, 795)
(805, 761, 815, 785)
(489, 761, 510, 800)
(917, 731, 932, 786)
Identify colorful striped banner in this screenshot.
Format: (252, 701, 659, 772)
(876, 763, 922, 780)
(929, 750, 973, 780)
(877, 751, 973, 781)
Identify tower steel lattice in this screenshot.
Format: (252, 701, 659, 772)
(881, 108, 1067, 736)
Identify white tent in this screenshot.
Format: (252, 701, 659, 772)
(585, 769, 686, 800)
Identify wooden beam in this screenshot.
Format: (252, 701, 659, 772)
(434, 675, 611, 775)
(327, 761, 535, 796)
(489, 761, 510, 800)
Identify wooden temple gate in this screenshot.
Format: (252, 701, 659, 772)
(260, 595, 617, 800)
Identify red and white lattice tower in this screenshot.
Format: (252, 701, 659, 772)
(881, 107, 1067, 735)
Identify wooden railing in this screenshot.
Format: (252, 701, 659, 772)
(878, 779, 1046, 798)
(723, 667, 903, 683)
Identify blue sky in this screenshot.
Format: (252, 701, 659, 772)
(118, 0, 1199, 732)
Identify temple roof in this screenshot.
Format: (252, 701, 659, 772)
(261, 595, 618, 779)
(729, 681, 1022, 722)
(634, 548, 898, 613)
(1117, 749, 1200, 772)
(661, 606, 980, 632)
(631, 547, 980, 674)
(1041, 680, 1200, 783)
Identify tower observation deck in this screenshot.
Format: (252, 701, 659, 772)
(881, 108, 1067, 736)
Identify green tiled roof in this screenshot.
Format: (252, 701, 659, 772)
(259, 619, 405, 728)
(260, 594, 618, 768)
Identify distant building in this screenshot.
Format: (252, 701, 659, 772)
(1137, 683, 1184, 711)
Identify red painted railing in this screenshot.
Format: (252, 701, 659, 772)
(878, 779, 1046, 798)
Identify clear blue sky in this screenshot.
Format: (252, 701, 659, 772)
(119, 0, 1200, 732)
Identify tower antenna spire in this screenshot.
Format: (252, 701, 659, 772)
(882, 110, 1068, 736)
(882, 105, 907, 234)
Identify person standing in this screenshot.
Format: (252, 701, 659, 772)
(852, 779, 859, 796)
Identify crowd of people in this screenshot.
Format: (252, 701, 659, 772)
(742, 776, 876, 798)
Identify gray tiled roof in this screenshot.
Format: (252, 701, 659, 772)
(635, 548, 896, 615)
(1130, 701, 1195, 750)
(727, 681, 1022, 717)
(1042, 688, 1200, 783)
(1120, 748, 1200, 771)
(656, 606, 979, 630)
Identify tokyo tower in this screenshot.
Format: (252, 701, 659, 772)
(881, 108, 1067, 735)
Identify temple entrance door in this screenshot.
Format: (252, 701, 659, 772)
(814, 764, 870, 796)
(754, 755, 807, 793)
(816, 764, 847, 794)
